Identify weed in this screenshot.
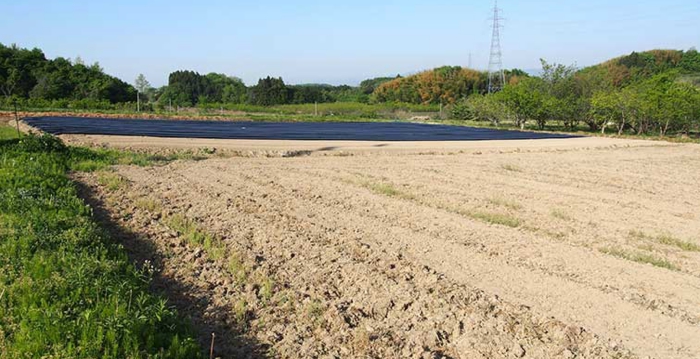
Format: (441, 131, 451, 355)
(468, 210, 521, 228)
(306, 299, 325, 324)
(629, 230, 699, 252)
(227, 254, 248, 285)
(234, 299, 248, 324)
(551, 208, 572, 221)
(368, 182, 401, 196)
(259, 277, 274, 303)
(600, 247, 678, 271)
(656, 234, 700, 252)
(96, 171, 127, 191)
(487, 196, 522, 210)
(362, 180, 415, 200)
(501, 164, 522, 172)
(203, 236, 227, 261)
(166, 214, 210, 247)
(134, 197, 161, 212)
(629, 230, 650, 240)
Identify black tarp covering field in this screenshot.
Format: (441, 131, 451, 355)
(24, 116, 580, 142)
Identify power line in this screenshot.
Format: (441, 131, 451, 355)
(488, 0, 505, 93)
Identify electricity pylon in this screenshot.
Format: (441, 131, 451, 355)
(487, 0, 505, 93)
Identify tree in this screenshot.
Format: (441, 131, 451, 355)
(205, 73, 247, 104)
(249, 77, 290, 106)
(451, 93, 512, 126)
(161, 70, 204, 107)
(373, 67, 488, 104)
(359, 77, 395, 95)
(134, 74, 151, 94)
(499, 77, 550, 129)
(665, 80, 699, 136)
(134, 74, 152, 106)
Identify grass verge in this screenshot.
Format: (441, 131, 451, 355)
(0, 134, 202, 358)
(0, 121, 20, 139)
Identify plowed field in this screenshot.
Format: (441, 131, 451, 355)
(76, 136, 700, 359)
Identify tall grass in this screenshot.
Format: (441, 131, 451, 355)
(0, 134, 202, 358)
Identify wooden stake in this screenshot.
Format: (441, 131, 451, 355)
(210, 332, 216, 359)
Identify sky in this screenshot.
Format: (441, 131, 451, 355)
(1, 0, 698, 87)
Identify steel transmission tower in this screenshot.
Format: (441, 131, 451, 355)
(487, 0, 505, 93)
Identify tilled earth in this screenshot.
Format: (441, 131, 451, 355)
(78, 139, 700, 359)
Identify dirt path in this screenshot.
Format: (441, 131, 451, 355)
(80, 138, 700, 358)
(59, 133, 654, 156)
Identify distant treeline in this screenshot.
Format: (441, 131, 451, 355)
(155, 71, 389, 107)
(134, 67, 530, 109)
(1, 42, 528, 110)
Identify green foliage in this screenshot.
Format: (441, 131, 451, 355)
(679, 48, 700, 72)
(448, 51, 700, 138)
(166, 214, 213, 247)
(248, 76, 290, 106)
(498, 77, 550, 128)
(451, 93, 512, 126)
(591, 73, 700, 135)
(359, 76, 398, 94)
(0, 122, 20, 140)
(372, 66, 530, 105)
(373, 66, 491, 104)
(0, 134, 202, 358)
(0, 43, 135, 103)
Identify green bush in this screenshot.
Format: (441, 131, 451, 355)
(0, 135, 203, 358)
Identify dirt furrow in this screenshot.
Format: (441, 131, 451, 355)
(108, 163, 631, 358)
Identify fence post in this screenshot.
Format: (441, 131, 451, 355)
(13, 98, 21, 138)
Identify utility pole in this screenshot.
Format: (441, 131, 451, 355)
(487, 0, 506, 93)
(137, 91, 140, 112)
(12, 98, 20, 138)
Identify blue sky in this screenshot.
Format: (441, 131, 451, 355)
(1, 0, 698, 87)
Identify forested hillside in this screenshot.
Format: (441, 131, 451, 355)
(373, 66, 528, 104)
(579, 49, 700, 88)
(0, 43, 135, 107)
(453, 49, 700, 136)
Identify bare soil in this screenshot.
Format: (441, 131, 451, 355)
(76, 137, 700, 359)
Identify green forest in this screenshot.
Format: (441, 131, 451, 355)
(1, 42, 699, 137)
